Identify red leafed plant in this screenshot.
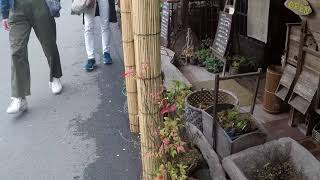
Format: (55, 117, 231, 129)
(160, 100, 177, 115)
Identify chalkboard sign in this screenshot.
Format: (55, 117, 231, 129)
(161, 2, 170, 47)
(212, 12, 233, 59)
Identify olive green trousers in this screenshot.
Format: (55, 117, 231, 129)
(9, 0, 62, 97)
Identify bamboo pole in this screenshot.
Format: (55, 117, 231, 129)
(120, 0, 139, 133)
(132, 0, 162, 179)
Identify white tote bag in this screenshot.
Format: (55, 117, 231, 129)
(71, 0, 95, 14)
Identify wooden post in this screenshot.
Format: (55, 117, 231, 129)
(132, 0, 162, 179)
(213, 74, 220, 150)
(120, 0, 139, 133)
(250, 68, 262, 114)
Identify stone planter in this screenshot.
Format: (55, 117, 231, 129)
(202, 104, 236, 147)
(215, 114, 266, 159)
(203, 110, 266, 158)
(222, 138, 320, 180)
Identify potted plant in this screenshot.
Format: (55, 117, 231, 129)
(204, 57, 224, 73)
(217, 109, 256, 140)
(229, 55, 256, 74)
(229, 59, 240, 75)
(204, 108, 266, 158)
(222, 138, 320, 180)
(238, 56, 256, 73)
(194, 48, 210, 67)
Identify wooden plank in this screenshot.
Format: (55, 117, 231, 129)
(288, 107, 304, 127)
(279, 65, 296, 88)
(292, 69, 319, 102)
(314, 75, 320, 114)
(312, 31, 320, 47)
(287, 57, 298, 66)
(296, 20, 307, 76)
(287, 47, 320, 73)
(289, 93, 311, 114)
(304, 47, 320, 58)
(276, 65, 296, 101)
(302, 0, 320, 47)
(276, 86, 290, 101)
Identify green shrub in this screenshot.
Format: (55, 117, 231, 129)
(204, 57, 224, 73)
(194, 49, 211, 64)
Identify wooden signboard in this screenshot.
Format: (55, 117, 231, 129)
(284, 0, 312, 16)
(161, 2, 170, 47)
(212, 12, 233, 59)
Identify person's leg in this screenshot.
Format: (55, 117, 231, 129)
(98, 0, 111, 54)
(7, 1, 31, 113)
(9, 7, 32, 98)
(84, 6, 97, 71)
(98, 0, 112, 64)
(84, 7, 96, 59)
(31, 0, 62, 83)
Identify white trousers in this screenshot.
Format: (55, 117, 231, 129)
(84, 0, 111, 59)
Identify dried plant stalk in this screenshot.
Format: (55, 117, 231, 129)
(120, 0, 139, 133)
(132, 0, 162, 179)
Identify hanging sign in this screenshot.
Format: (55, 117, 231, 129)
(284, 0, 312, 16)
(212, 12, 233, 59)
(161, 2, 170, 47)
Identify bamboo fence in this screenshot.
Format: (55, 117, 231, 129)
(132, 0, 162, 179)
(120, 0, 139, 133)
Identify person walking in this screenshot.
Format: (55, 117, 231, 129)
(1, 0, 63, 114)
(82, 0, 117, 71)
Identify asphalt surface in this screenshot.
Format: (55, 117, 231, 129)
(0, 1, 141, 180)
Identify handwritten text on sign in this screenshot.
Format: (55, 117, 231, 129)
(284, 0, 312, 16)
(161, 2, 170, 46)
(212, 12, 232, 59)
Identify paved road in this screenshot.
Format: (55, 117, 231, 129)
(0, 1, 141, 180)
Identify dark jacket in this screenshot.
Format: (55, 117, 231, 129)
(86, 0, 117, 23)
(104, 0, 117, 23)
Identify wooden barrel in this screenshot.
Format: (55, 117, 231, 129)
(263, 66, 283, 114)
(265, 66, 282, 92)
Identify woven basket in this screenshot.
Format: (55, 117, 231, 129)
(185, 89, 239, 131)
(312, 122, 320, 143)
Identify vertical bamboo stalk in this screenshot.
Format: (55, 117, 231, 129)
(132, 0, 162, 179)
(120, 0, 139, 133)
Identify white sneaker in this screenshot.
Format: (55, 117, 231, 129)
(6, 97, 28, 114)
(49, 78, 63, 94)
